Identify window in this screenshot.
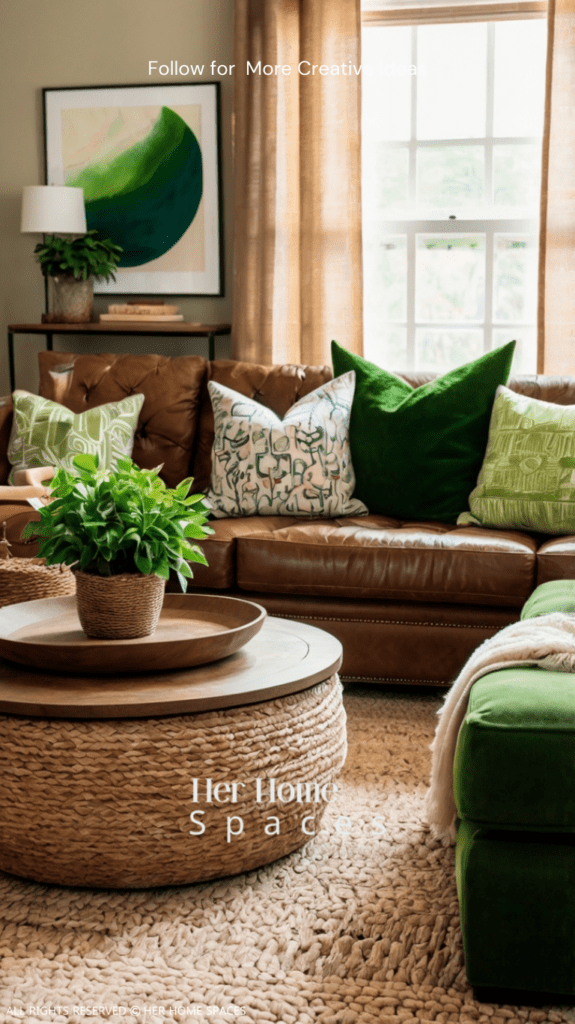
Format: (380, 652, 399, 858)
(361, 12, 548, 373)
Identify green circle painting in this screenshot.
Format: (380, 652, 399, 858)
(66, 107, 203, 267)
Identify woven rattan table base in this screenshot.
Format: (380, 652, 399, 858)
(0, 673, 346, 888)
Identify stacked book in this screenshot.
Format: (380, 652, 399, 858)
(99, 300, 183, 323)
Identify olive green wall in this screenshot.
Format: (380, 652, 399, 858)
(0, 0, 234, 393)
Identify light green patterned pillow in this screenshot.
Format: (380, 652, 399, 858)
(463, 385, 575, 534)
(206, 371, 368, 517)
(8, 390, 145, 483)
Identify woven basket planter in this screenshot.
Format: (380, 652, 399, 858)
(0, 557, 76, 609)
(74, 570, 166, 639)
(0, 673, 346, 888)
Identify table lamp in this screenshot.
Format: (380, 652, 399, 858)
(21, 185, 87, 235)
(21, 185, 87, 317)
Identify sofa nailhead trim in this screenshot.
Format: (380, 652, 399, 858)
(341, 675, 446, 684)
(275, 613, 506, 630)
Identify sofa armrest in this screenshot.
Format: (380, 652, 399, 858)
(0, 484, 49, 502)
(13, 466, 55, 488)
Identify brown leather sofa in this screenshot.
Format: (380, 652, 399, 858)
(3, 349, 575, 687)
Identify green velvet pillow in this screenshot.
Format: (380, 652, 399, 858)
(331, 340, 515, 522)
(465, 384, 575, 534)
(8, 389, 145, 483)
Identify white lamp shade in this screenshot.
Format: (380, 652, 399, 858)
(21, 185, 87, 234)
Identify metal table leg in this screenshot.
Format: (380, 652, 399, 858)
(7, 331, 14, 393)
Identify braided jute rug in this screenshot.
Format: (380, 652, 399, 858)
(1, 687, 574, 1024)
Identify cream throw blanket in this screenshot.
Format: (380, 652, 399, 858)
(425, 612, 575, 843)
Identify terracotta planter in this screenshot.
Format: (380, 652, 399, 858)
(74, 571, 166, 640)
(50, 276, 94, 323)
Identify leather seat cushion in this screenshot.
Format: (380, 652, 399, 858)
(235, 515, 537, 606)
(38, 351, 208, 490)
(454, 667, 575, 829)
(184, 515, 303, 590)
(537, 536, 575, 586)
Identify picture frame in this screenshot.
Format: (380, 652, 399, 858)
(43, 83, 224, 296)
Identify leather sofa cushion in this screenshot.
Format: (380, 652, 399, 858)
(182, 515, 303, 590)
(536, 536, 575, 586)
(192, 359, 333, 493)
(235, 515, 537, 606)
(38, 351, 207, 490)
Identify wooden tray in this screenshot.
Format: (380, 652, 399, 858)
(0, 594, 267, 675)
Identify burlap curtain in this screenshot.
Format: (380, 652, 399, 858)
(232, 0, 363, 366)
(538, 0, 575, 373)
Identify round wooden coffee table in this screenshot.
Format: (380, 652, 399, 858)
(0, 615, 345, 888)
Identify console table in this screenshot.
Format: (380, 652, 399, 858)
(6, 321, 232, 391)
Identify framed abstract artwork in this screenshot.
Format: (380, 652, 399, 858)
(43, 83, 224, 296)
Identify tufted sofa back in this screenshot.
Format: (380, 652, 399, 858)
(29, 351, 575, 491)
(191, 359, 333, 492)
(401, 371, 575, 406)
(38, 351, 207, 490)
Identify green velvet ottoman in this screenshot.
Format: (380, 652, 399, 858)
(454, 580, 575, 999)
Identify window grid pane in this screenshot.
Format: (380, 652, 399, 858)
(493, 234, 538, 324)
(364, 234, 408, 321)
(416, 23, 487, 140)
(416, 145, 485, 212)
(415, 234, 486, 323)
(415, 329, 484, 371)
(361, 16, 546, 374)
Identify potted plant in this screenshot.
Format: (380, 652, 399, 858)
(23, 453, 213, 640)
(34, 229, 123, 323)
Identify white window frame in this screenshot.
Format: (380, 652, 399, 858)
(361, 3, 548, 371)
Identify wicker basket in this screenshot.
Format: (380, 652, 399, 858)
(0, 521, 76, 609)
(74, 570, 166, 639)
(0, 557, 76, 609)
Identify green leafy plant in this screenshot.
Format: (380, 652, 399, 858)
(23, 454, 214, 592)
(34, 229, 123, 282)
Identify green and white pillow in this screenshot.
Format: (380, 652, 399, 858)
(8, 390, 145, 483)
(461, 385, 575, 534)
(206, 371, 368, 517)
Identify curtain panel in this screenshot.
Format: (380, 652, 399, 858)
(233, 0, 363, 366)
(538, 0, 575, 373)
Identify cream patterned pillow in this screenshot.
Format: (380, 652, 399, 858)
(206, 371, 368, 517)
(8, 390, 145, 483)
